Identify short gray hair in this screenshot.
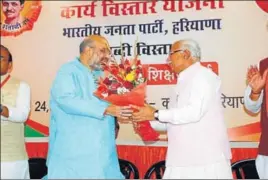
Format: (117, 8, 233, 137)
(79, 38, 95, 53)
(179, 39, 201, 62)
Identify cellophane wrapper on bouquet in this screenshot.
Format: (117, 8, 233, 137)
(94, 58, 160, 141)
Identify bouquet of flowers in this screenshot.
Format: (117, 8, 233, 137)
(94, 54, 160, 141)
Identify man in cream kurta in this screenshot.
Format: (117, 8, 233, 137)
(0, 45, 31, 179)
(132, 39, 232, 179)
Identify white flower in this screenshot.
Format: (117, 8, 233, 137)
(138, 73, 143, 78)
(101, 92, 109, 98)
(117, 87, 129, 94)
(108, 75, 114, 81)
(131, 65, 136, 70)
(138, 77, 145, 83)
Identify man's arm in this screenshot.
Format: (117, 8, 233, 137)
(158, 75, 216, 125)
(46, 115, 56, 166)
(244, 85, 263, 114)
(150, 121, 167, 131)
(1, 82, 31, 122)
(51, 67, 109, 120)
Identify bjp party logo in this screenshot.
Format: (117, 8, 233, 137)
(0, 0, 42, 37)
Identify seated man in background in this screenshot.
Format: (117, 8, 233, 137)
(244, 58, 268, 179)
(0, 45, 31, 179)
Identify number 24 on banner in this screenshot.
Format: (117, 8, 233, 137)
(34, 101, 49, 113)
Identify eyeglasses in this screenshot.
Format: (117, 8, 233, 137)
(169, 49, 184, 56)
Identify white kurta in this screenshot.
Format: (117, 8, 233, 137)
(244, 86, 268, 179)
(1, 74, 31, 179)
(163, 158, 232, 179)
(150, 62, 232, 179)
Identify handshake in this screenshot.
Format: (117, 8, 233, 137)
(105, 104, 157, 122)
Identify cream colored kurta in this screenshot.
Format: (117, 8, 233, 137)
(1, 74, 31, 179)
(150, 62, 232, 179)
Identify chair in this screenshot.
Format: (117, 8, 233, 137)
(28, 158, 48, 179)
(144, 160, 165, 179)
(232, 159, 259, 179)
(118, 159, 139, 179)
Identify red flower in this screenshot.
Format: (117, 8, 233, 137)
(110, 64, 118, 69)
(123, 81, 134, 90)
(119, 64, 124, 69)
(103, 65, 109, 71)
(126, 67, 132, 73)
(103, 78, 112, 85)
(136, 60, 141, 66)
(110, 83, 121, 91)
(125, 59, 130, 65)
(117, 76, 124, 83)
(136, 68, 142, 74)
(111, 68, 119, 75)
(97, 85, 108, 93)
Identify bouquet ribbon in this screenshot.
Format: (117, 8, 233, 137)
(134, 121, 160, 141)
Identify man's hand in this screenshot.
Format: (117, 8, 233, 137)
(117, 117, 132, 124)
(105, 105, 133, 120)
(131, 104, 156, 122)
(247, 66, 268, 94)
(247, 65, 259, 82)
(0, 105, 9, 118)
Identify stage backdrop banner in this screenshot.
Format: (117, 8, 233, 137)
(1, 1, 268, 142)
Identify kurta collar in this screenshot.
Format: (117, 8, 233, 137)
(178, 62, 201, 81)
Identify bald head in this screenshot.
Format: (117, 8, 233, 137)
(87, 35, 110, 50)
(79, 35, 112, 71)
(171, 39, 201, 62)
(80, 35, 110, 54)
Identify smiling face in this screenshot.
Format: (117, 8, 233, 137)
(82, 35, 113, 71)
(2, 0, 24, 24)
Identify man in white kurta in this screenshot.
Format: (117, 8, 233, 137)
(0, 45, 31, 179)
(132, 39, 232, 179)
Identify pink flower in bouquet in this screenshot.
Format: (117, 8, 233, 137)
(109, 82, 121, 92)
(135, 67, 142, 74)
(123, 81, 134, 90)
(136, 60, 141, 66)
(119, 64, 124, 69)
(111, 68, 119, 76)
(125, 59, 130, 65)
(103, 78, 112, 85)
(126, 67, 132, 73)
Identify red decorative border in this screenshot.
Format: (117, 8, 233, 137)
(26, 119, 49, 136)
(228, 122, 261, 140)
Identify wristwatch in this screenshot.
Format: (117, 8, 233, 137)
(0, 104, 3, 114)
(154, 110, 159, 121)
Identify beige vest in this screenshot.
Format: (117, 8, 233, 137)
(1, 76, 28, 162)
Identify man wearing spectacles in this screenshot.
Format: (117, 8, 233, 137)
(132, 39, 232, 179)
(46, 35, 132, 179)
